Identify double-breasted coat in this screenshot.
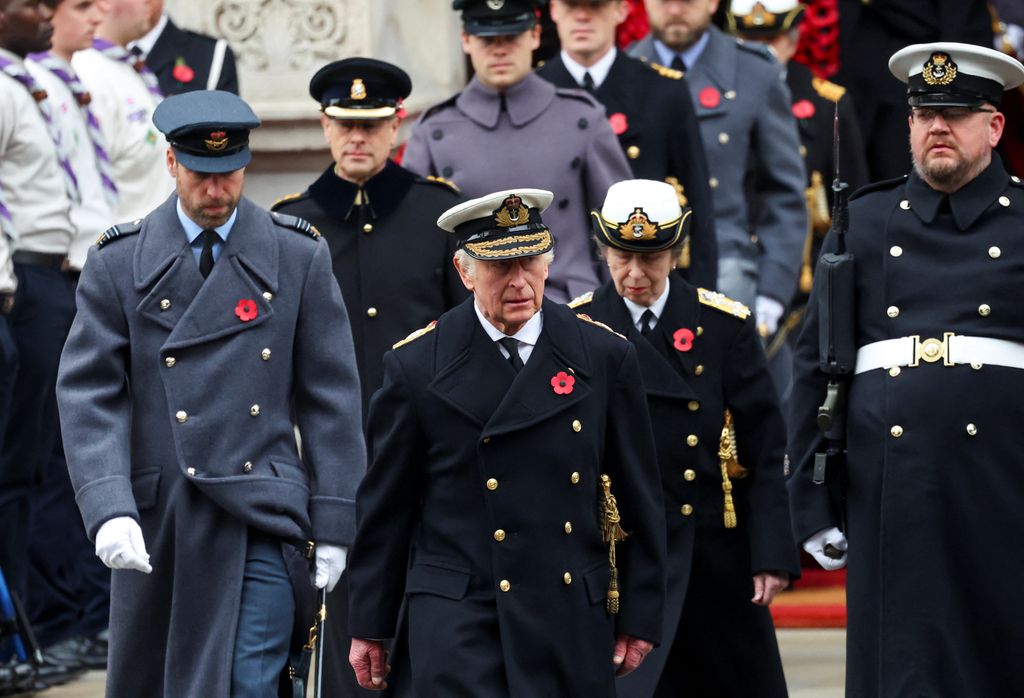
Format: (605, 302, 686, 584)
(536, 52, 719, 289)
(347, 298, 667, 697)
(56, 195, 366, 697)
(788, 156, 1024, 696)
(145, 17, 239, 95)
(578, 280, 799, 696)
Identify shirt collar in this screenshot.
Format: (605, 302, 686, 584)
(653, 32, 709, 70)
(621, 278, 671, 330)
(129, 13, 168, 58)
(559, 47, 617, 89)
(176, 198, 237, 245)
(474, 301, 544, 346)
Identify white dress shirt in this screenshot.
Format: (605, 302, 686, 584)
(621, 278, 671, 332)
(128, 13, 169, 59)
(559, 47, 617, 90)
(474, 302, 544, 365)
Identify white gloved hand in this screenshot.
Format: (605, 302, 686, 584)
(95, 516, 152, 573)
(803, 526, 848, 571)
(755, 295, 785, 336)
(314, 544, 348, 592)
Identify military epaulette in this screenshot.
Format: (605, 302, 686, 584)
(576, 312, 626, 340)
(647, 61, 684, 80)
(393, 320, 437, 349)
(736, 39, 775, 62)
(567, 291, 593, 309)
(271, 191, 305, 211)
(422, 175, 460, 194)
(849, 175, 907, 201)
(697, 288, 751, 320)
(271, 211, 320, 239)
(95, 219, 142, 248)
(811, 77, 846, 104)
(420, 94, 459, 121)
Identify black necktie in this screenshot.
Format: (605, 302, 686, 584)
(671, 55, 687, 74)
(499, 337, 524, 372)
(640, 309, 655, 336)
(582, 71, 596, 93)
(199, 229, 218, 279)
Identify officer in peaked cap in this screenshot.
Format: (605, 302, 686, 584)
(453, 0, 544, 35)
(577, 179, 798, 697)
(347, 189, 666, 696)
(57, 89, 365, 697)
(789, 43, 1024, 696)
(274, 56, 468, 697)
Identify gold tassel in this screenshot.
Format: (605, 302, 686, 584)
(800, 171, 831, 293)
(600, 474, 629, 615)
(718, 411, 746, 529)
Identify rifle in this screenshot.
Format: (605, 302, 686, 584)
(810, 103, 856, 541)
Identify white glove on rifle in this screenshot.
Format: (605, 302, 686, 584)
(315, 544, 348, 592)
(803, 526, 848, 571)
(755, 295, 785, 336)
(95, 516, 152, 573)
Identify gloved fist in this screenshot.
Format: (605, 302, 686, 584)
(95, 516, 152, 573)
(314, 544, 348, 592)
(803, 526, 848, 571)
(755, 295, 785, 337)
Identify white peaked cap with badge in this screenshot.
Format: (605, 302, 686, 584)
(438, 189, 555, 261)
(726, 0, 804, 35)
(592, 179, 693, 253)
(599, 179, 681, 226)
(437, 188, 554, 231)
(729, 0, 801, 14)
(889, 42, 1024, 107)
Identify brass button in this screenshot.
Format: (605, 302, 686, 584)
(563, 572, 572, 585)
(724, 90, 736, 99)
(564, 521, 573, 534)
(262, 291, 273, 302)
(966, 423, 978, 436)
(989, 246, 1001, 259)
(998, 195, 1010, 207)
(978, 303, 991, 317)
(890, 245, 903, 257)
(499, 579, 511, 592)
(165, 357, 176, 368)
(686, 434, 698, 447)
(687, 400, 700, 412)
(680, 504, 693, 516)
(186, 467, 196, 476)
(1013, 176, 1021, 183)
(362, 223, 373, 233)
(799, 144, 808, 157)
(971, 362, 983, 370)
(367, 307, 378, 318)
(482, 437, 491, 444)
(899, 200, 911, 210)
(626, 145, 640, 159)
(160, 299, 171, 311)
(890, 425, 904, 438)
(243, 461, 253, 473)
(718, 132, 730, 144)
(493, 529, 506, 542)
(889, 367, 901, 377)
(709, 177, 719, 189)
(571, 419, 582, 433)
(261, 348, 271, 361)
(694, 365, 704, 376)
(570, 471, 581, 484)
(486, 478, 498, 491)
(696, 326, 703, 336)
(176, 410, 188, 423)
(250, 404, 261, 417)
(886, 305, 900, 318)
(683, 468, 696, 481)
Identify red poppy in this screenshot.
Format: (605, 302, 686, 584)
(235, 299, 258, 322)
(673, 327, 695, 352)
(173, 58, 195, 84)
(608, 112, 628, 135)
(551, 371, 575, 395)
(791, 99, 815, 119)
(699, 87, 720, 109)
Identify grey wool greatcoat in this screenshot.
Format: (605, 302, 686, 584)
(630, 27, 807, 307)
(347, 298, 667, 698)
(577, 280, 799, 697)
(402, 73, 633, 304)
(56, 195, 366, 698)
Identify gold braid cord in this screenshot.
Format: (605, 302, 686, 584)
(600, 474, 629, 615)
(718, 410, 747, 529)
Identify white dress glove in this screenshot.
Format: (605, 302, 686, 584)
(314, 544, 348, 592)
(95, 516, 152, 573)
(803, 526, 848, 571)
(755, 295, 785, 336)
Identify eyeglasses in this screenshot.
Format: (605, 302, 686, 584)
(910, 107, 997, 124)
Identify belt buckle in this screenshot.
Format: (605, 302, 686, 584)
(910, 332, 954, 367)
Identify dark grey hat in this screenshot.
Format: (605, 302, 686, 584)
(453, 0, 543, 36)
(153, 90, 261, 174)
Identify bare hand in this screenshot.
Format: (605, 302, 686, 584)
(751, 571, 790, 606)
(612, 634, 654, 677)
(349, 637, 390, 690)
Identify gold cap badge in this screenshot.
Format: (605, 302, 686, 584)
(494, 194, 530, 227)
(922, 52, 957, 86)
(486, 0, 505, 9)
(618, 207, 658, 241)
(350, 78, 367, 100)
(204, 131, 228, 151)
(742, 2, 777, 28)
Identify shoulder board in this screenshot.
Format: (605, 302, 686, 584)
(811, 77, 846, 104)
(849, 175, 907, 201)
(567, 291, 593, 309)
(420, 93, 460, 121)
(736, 39, 775, 61)
(697, 288, 751, 320)
(422, 175, 461, 194)
(576, 312, 626, 340)
(271, 211, 320, 239)
(392, 320, 437, 349)
(647, 61, 683, 80)
(1010, 175, 1023, 189)
(95, 219, 142, 248)
(271, 191, 305, 211)
(554, 86, 600, 107)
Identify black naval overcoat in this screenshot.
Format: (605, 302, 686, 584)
(788, 156, 1024, 697)
(536, 52, 719, 289)
(145, 17, 239, 96)
(577, 280, 799, 696)
(347, 298, 667, 698)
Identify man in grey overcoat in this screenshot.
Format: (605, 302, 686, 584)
(56, 90, 366, 697)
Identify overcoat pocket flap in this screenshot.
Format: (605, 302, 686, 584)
(131, 468, 161, 511)
(405, 562, 472, 601)
(583, 564, 611, 606)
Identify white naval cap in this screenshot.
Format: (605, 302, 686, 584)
(591, 179, 692, 253)
(437, 189, 554, 261)
(889, 42, 1024, 107)
(726, 0, 804, 36)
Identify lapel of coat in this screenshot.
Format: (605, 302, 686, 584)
(136, 196, 203, 332)
(595, 53, 645, 139)
(143, 18, 183, 74)
(483, 300, 593, 438)
(649, 278, 702, 380)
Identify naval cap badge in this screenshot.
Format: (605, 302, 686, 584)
(618, 207, 658, 241)
(494, 194, 530, 227)
(922, 52, 957, 86)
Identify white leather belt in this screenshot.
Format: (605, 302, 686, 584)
(854, 333, 1024, 374)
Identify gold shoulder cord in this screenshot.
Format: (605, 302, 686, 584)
(600, 474, 629, 615)
(717, 410, 748, 529)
